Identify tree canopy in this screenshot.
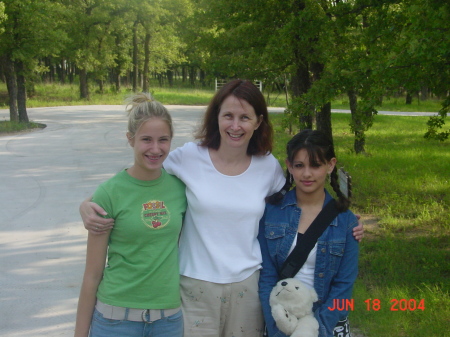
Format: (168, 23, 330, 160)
(0, 0, 448, 144)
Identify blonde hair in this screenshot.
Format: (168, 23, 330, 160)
(125, 92, 173, 138)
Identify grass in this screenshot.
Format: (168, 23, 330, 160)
(0, 120, 45, 134)
(331, 95, 442, 113)
(0, 81, 444, 112)
(1, 82, 448, 336)
(0, 82, 216, 108)
(270, 112, 449, 337)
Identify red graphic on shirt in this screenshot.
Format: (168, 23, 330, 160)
(151, 221, 162, 228)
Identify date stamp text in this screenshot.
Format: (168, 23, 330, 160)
(328, 299, 425, 311)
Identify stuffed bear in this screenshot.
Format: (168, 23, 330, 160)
(270, 278, 319, 337)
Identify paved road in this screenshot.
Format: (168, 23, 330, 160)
(331, 108, 437, 116)
(0, 105, 205, 337)
(240, 107, 437, 116)
(0, 105, 434, 336)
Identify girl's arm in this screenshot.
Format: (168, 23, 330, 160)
(74, 231, 110, 337)
(257, 217, 288, 337)
(79, 197, 114, 234)
(315, 217, 359, 337)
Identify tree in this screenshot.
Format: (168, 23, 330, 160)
(99, 0, 190, 93)
(193, 0, 450, 150)
(309, 1, 396, 153)
(0, 0, 67, 122)
(0, 54, 18, 122)
(192, 0, 346, 142)
(62, 0, 130, 99)
(397, 0, 450, 141)
(136, 0, 190, 92)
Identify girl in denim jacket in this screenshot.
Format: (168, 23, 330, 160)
(258, 129, 359, 337)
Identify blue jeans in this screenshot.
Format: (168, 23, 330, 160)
(89, 308, 183, 337)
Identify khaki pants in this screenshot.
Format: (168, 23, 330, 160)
(181, 271, 264, 337)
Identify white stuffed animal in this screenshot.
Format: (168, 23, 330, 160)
(270, 278, 319, 337)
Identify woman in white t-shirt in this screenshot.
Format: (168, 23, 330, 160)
(80, 80, 364, 337)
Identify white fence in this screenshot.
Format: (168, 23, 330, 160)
(215, 78, 263, 92)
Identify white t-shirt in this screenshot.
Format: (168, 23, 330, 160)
(289, 235, 317, 289)
(164, 142, 285, 283)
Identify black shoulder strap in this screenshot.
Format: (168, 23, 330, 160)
(279, 199, 339, 280)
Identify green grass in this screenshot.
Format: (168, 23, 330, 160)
(0, 82, 216, 108)
(0, 120, 45, 133)
(352, 237, 449, 336)
(270, 113, 449, 337)
(0, 81, 443, 112)
(332, 95, 442, 113)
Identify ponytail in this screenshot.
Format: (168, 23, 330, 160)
(330, 167, 350, 212)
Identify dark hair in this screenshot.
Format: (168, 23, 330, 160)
(267, 129, 350, 212)
(195, 79, 273, 156)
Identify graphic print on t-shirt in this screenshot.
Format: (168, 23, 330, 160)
(141, 200, 170, 229)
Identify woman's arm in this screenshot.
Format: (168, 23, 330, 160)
(74, 231, 110, 337)
(352, 215, 364, 242)
(79, 197, 114, 234)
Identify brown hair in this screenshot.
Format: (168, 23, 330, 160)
(195, 79, 273, 156)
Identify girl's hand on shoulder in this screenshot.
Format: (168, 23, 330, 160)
(79, 198, 114, 235)
(353, 214, 364, 242)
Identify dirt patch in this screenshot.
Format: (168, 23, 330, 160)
(352, 328, 366, 337)
(360, 214, 381, 240)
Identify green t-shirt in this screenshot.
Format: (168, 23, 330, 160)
(93, 169, 186, 309)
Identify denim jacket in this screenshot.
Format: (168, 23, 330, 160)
(258, 189, 359, 337)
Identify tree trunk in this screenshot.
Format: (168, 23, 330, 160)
(291, 63, 313, 130)
(132, 22, 139, 92)
(143, 32, 151, 93)
(125, 70, 131, 87)
(420, 86, 428, 101)
(316, 102, 333, 145)
(200, 69, 206, 87)
(59, 59, 66, 84)
(113, 35, 122, 92)
(2, 55, 19, 122)
(48, 58, 55, 83)
(41, 58, 49, 82)
(68, 63, 74, 84)
(98, 79, 104, 94)
(289, 0, 312, 130)
(114, 69, 121, 92)
(348, 89, 365, 154)
(79, 68, 89, 99)
(189, 67, 196, 86)
(311, 61, 333, 141)
(167, 69, 174, 87)
(182, 66, 187, 83)
(0, 60, 5, 83)
(15, 60, 29, 123)
(406, 92, 413, 104)
(283, 73, 290, 106)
